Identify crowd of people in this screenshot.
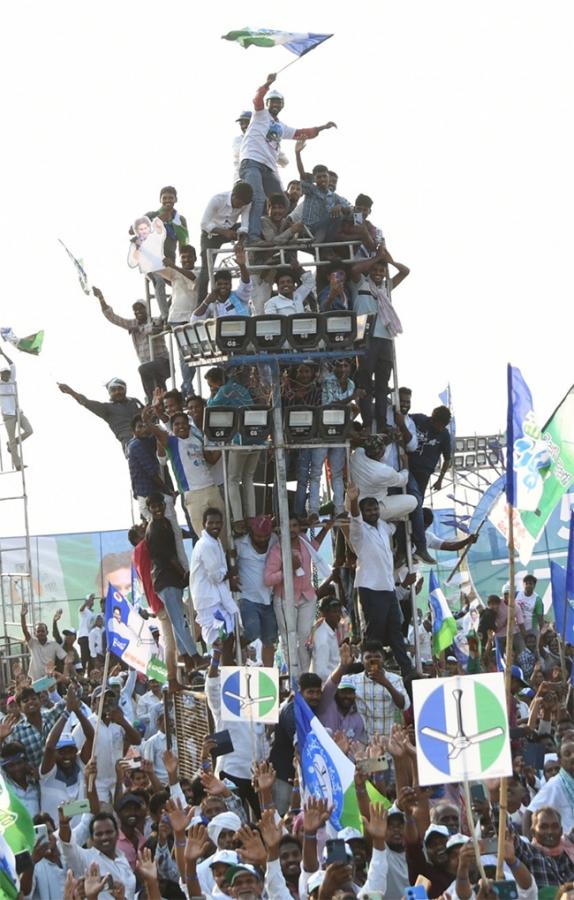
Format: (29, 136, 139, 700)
(1, 69, 573, 900)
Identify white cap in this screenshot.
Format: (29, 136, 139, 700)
(208, 849, 239, 868)
(266, 89, 284, 102)
(307, 870, 325, 894)
(502, 582, 511, 593)
(544, 753, 559, 765)
(337, 826, 363, 842)
(446, 833, 470, 849)
(424, 824, 450, 842)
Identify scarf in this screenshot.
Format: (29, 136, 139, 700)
(299, 536, 332, 581)
(558, 766, 574, 809)
(367, 277, 403, 338)
(532, 836, 574, 864)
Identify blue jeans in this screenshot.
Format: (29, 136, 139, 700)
(240, 598, 278, 645)
(158, 586, 197, 656)
(239, 159, 284, 240)
(406, 471, 426, 551)
(309, 446, 346, 514)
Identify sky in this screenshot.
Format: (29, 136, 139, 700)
(1, 0, 573, 538)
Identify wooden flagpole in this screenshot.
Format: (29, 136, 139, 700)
(496, 503, 516, 880)
(88, 649, 111, 792)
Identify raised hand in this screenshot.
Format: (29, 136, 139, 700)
(63, 869, 78, 900)
(184, 824, 211, 864)
(346, 482, 359, 504)
(333, 730, 350, 756)
(165, 797, 193, 835)
(266, 73, 277, 86)
(84, 861, 108, 899)
(199, 770, 229, 796)
(236, 824, 267, 867)
(258, 808, 282, 853)
(339, 641, 352, 668)
(362, 802, 387, 848)
(0, 713, 19, 742)
(252, 760, 276, 794)
(303, 796, 333, 834)
(397, 785, 417, 815)
(135, 847, 158, 882)
(162, 749, 179, 780)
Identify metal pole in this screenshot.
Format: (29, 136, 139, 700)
(144, 277, 155, 365)
(269, 358, 299, 684)
(13, 379, 34, 625)
(221, 447, 242, 666)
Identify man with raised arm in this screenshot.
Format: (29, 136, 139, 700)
(239, 72, 336, 240)
(57, 377, 142, 455)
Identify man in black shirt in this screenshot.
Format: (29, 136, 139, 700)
(57, 377, 142, 455)
(408, 405, 452, 497)
(145, 492, 200, 679)
(269, 673, 322, 814)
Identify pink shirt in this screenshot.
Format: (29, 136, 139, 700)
(495, 600, 524, 637)
(264, 538, 317, 605)
(116, 829, 146, 869)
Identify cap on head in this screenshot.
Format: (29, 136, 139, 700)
(224, 864, 261, 885)
(117, 792, 146, 811)
(364, 434, 386, 457)
(106, 377, 126, 391)
(236, 110, 252, 122)
(424, 824, 450, 842)
(209, 849, 239, 868)
(266, 90, 284, 103)
(446, 833, 470, 850)
(55, 735, 77, 750)
(249, 514, 273, 538)
(337, 675, 356, 693)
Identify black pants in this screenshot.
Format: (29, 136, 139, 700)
(78, 636, 90, 671)
(356, 337, 394, 431)
(358, 587, 413, 676)
(220, 769, 261, 819)
(139, 356, 171, 403)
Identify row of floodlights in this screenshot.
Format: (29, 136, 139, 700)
(203, 404, 351, 444)
(453, 435, 505, 453)
(174, 312, 374, 359)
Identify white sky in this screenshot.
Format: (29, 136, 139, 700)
(1, 0, 572, 537)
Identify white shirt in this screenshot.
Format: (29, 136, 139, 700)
(527, 772, 574, 834)
(168, 431, 216, 492)
(27, 858, 67, 900)
(383, 408, 417, 469)
(349, 515, 395, 591)
(78, 606, 94, 639)
(191, 278, 252, 321)
(88, 626, 103, 657)
(310, 621, 341, 683)
(167, 267, 200, 323)
(142, 731, 175, 783)
(264, 271, 315, 315)
(408, 622, 432, 660)
(59, 841, 136, 900)
(0, 364, 16, 417)
(426, 529, 444, 550)
(240, 107, 297, 172)
(515, 590, 542, 631)
(205, 674, 266, 780)
(73, 715, 125, 802)
(235, 535, 274, 605)
(350, 447, 409, 503)
(385, 847, 409, 900)
(26, 637, 67, 680)
(40, 761, 85, 827)
(200, 191, 251, 236)
(190, 532, 234, 613)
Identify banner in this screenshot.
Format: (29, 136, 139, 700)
(104, 584, 167, 682)
(413, 673, 512, 786)
(0, 771, 35, 854)
(221, 667, 279, 723)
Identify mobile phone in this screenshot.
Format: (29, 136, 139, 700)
(480, 837, 498, 854)
(206, 729, 234, 757)
(325, 838, 348, 866)
(14, 851, 32, 874)
(492, 880, 518, 899)
(405, 887, 429, 900)
(121, 756, 142, 769)
(470, 783, 487, 803)
(33, 824, 48, 843)
(353, 212, 364, 225)
(32, 676, 56, 693)
(356, 756, 389, 774)
(61, 798, 91, 817)
(102, 875, 114, 891)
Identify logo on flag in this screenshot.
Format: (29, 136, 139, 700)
(413, 673, 512, 785)
(221, 667, 279, 723)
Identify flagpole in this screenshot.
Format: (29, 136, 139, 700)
(496, 502, 516, 880)
(88, 649, 111, 793)
(275, 56, 303, 75)
(558, 512, 574, 684)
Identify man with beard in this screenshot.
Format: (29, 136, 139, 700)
(317, 643, 367, 746)
(115, 793, 148, 869)
(513, 806, 574, 886)
(278, 835, 302, 899)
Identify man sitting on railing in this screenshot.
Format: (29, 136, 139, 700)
(295, 140, 351, 244)
(191, 246, 252, 320)
(264, 266, 315, 316)
(196, 181, 253, 304)
(252, 193, 305, 314)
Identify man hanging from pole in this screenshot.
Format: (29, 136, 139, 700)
(0, 347, 33, 471)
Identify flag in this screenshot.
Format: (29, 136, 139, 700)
(0, 327, 44, 356)
(439, 384, 456, 442)
(58, 239, 90, 295)
(494, 637, 506, 672)
(0, 770, 35, 856)
(550, 555, 574, 684)
(104, 584, 167, 683)
(294, 694, 389, 833)
(0, 833, 18, 900)
(222, 27, 333, 57)
(505, 365, 549, 509)
(429, 571, 457, 655)
(492, 382, 574, 563)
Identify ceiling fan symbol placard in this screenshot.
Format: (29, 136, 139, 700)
(413, 672, 512, 785)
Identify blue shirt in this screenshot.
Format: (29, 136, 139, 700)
(408, 414, 452, 475)
(301, 178, 350, 227)
(127, 436, 162, 498)
(208, 381, 262, 445)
